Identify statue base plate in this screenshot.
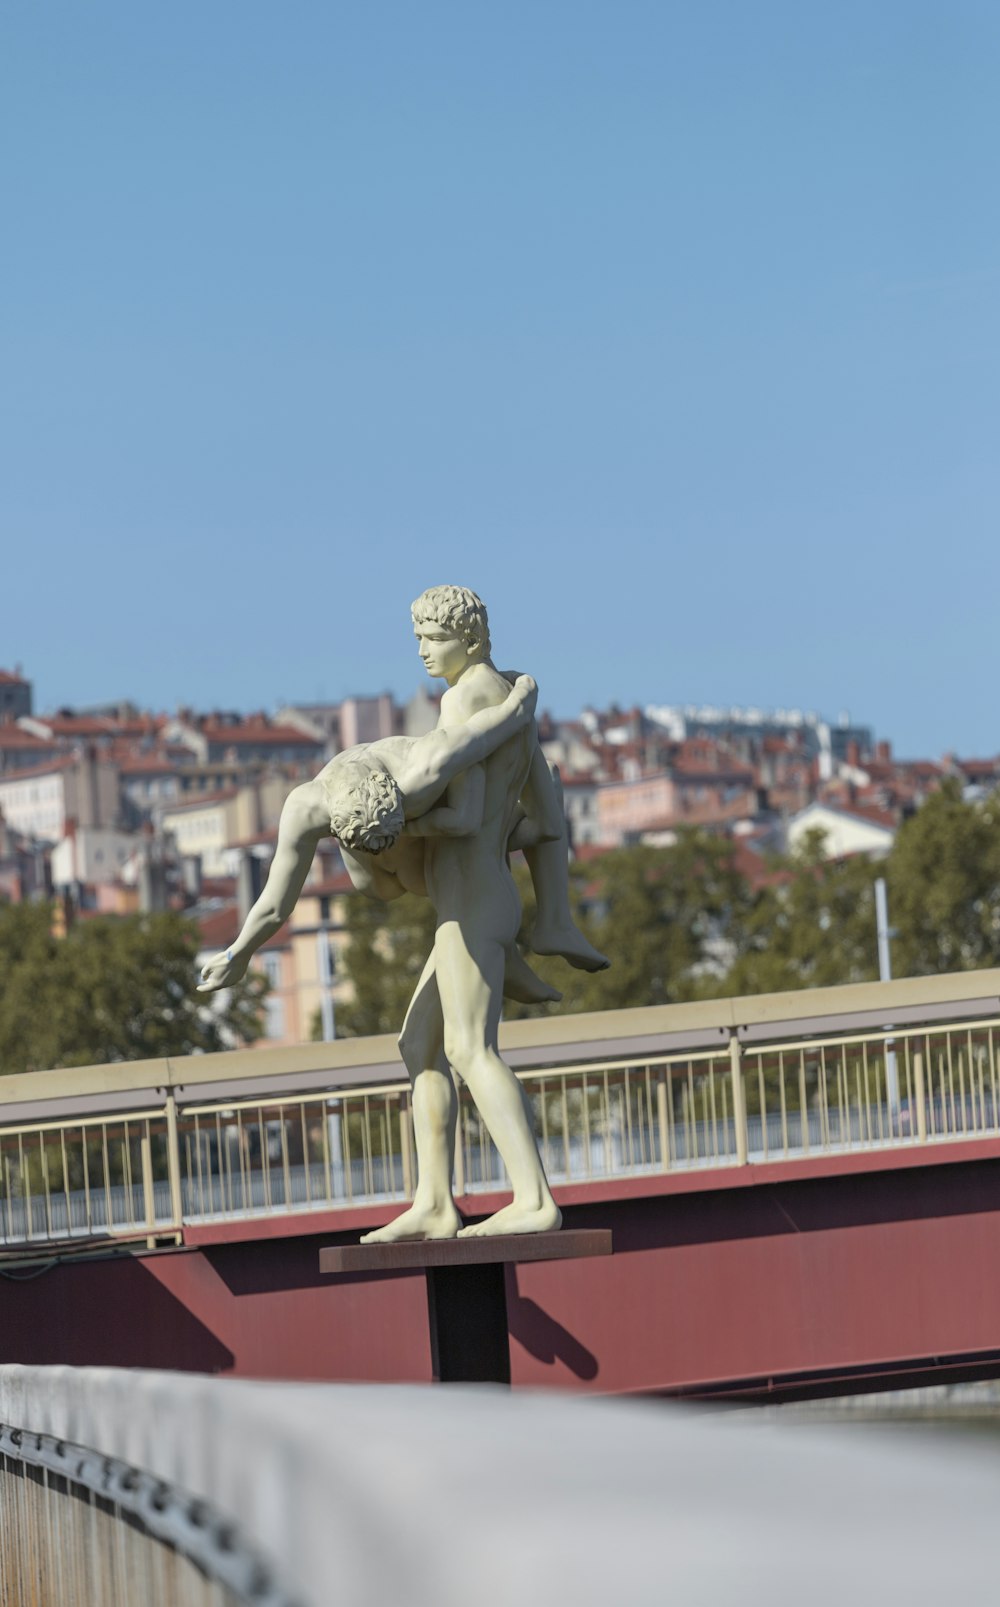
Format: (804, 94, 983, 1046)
(320, 1229, 612, 1385)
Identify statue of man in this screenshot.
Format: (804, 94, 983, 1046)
(362, 585, 606, 1244)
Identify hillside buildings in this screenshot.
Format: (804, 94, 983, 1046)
(2, 663, 998, 1048)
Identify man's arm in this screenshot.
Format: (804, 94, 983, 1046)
(403, 764, 486, 839)
(198, 782, 329, 991)
(396, 673, 537, 817)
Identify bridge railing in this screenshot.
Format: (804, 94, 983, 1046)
(1, 969, 999, 1254)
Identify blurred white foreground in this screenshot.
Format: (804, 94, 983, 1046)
(1, 1365, 998, 1606)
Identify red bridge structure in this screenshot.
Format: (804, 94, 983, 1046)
(3, 969, 1000, 1402)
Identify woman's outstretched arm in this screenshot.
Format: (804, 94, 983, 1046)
(198, 781, 329, 991)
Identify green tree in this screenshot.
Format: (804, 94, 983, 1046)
(0, 903, 267, 1075)
(508, 831, 760, 1018)
(717, 831, 880, 996)
(888, 781, 1000, 976)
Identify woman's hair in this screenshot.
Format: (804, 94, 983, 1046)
(324, 763, 405, 854)
(411, 584, 491, 657)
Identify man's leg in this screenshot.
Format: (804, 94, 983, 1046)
(435, 921, 561, 1237)
(360, 954, 461, 1243)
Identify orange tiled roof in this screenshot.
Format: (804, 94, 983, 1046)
(196, 907, 240, 950)
(0, 727, 54, 749)
(200, 720, 322, 747)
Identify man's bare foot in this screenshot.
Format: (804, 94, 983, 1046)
(503, 946, 562, 1005)
(197, 949, 250, 992)
(360, 1202, 462, 1244)
(458, 1199, 562, 1237)
(531, 923, 610, 973)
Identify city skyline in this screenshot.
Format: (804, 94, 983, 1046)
(5, 661, 992, 765)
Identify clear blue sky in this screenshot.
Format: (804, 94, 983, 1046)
(2, 3, 997, 757)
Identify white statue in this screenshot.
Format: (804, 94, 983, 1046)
(362, 585, 606, 1242)
(200, 585, 608, 1239)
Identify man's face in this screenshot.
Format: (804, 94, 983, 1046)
(414, 619, 471, 685)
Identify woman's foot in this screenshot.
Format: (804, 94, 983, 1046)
(503, 946, 562, 1005)
(531, 922, 610, 972)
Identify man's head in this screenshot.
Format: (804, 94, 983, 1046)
(325, 762, 405, 854)
(411, 584, 491, 684)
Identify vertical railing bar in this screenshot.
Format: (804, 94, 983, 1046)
(378, 1104, 390, 1197)
(321, 1099, 334, 1204)
(657, 1068, 670, 1172)
(236, 1106, 249, 1212)
(976, 1034, 987, 1134)
(164, 1093, 184, 1230)
(140, 1121, 155, 1237)
(122, 1124, 135, 1228)
(758, 1059, 768, 1161)
(101, 1126, 112, 1235)
(623, 1070, 635, 1170)
(957, 1043, 968, 1136)
(193, 1113, 206, 1219)
(687, 1063, 698, 1162)
(914, 1048, 928, 1143)
(259, 1106, 273, 1212)
(216, 1110, 230, 1215)
(301, 1103, 313, 1206)
(279, 1104, 293, 1210)
(342, 1100, 354, 1202)
(39, 1132, 53, 1239)
(60, 1127, 72, 1238)
(903, 1038, 914, 1143)
(874, 1057, 885, 1144)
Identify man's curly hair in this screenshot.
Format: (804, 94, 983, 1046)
(324, 763, 405, 854)
(411, 584, 491, 657)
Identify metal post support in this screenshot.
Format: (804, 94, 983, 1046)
(164, 1092, 185, 1233)
(426, 1262, 512, 1385)
(729, 1036, 749, 1166)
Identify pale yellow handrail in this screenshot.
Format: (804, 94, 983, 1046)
(1, 968, 998, 1111)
